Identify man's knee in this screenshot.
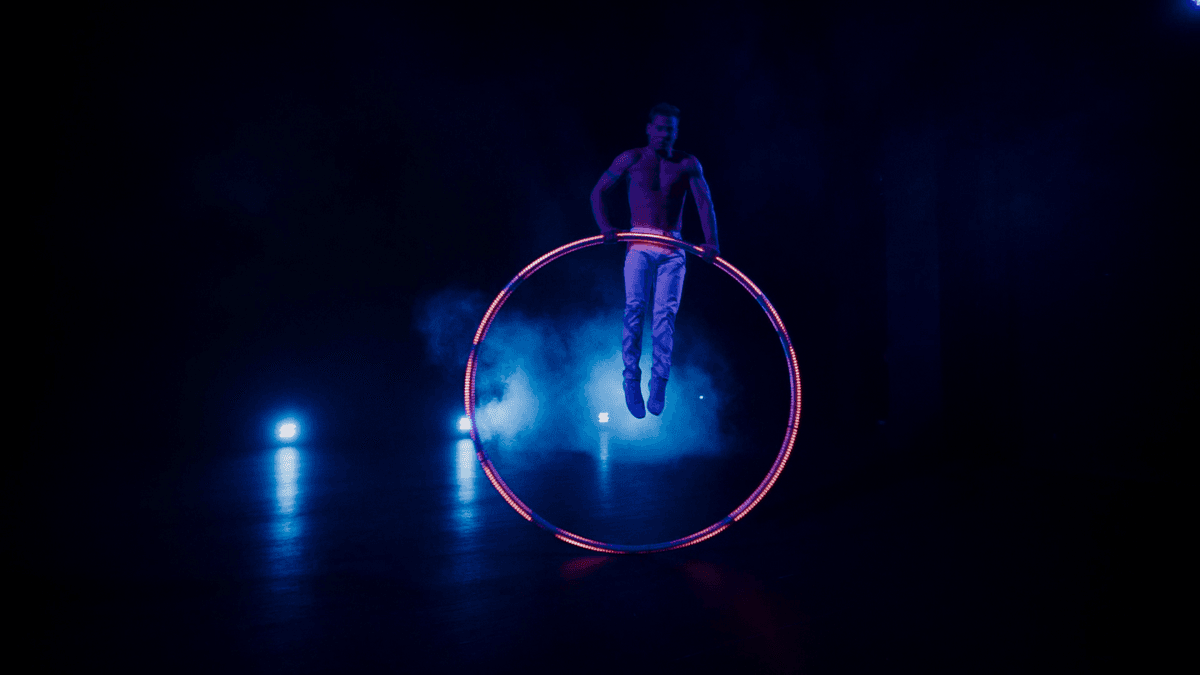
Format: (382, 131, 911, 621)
(653, 302, 680, 323)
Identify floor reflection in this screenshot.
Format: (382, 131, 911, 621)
(448, 439, 483, 585)
(276, 446, 299, 515)
(597, 430, 611, 510)
(267, 446, 307, 609)
(454, 439, 478, 530)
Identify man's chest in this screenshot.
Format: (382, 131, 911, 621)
(629, 155, 690, 193)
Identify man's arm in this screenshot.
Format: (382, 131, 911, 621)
(688, 158, 720, 259)
(591, 150, 638, 237)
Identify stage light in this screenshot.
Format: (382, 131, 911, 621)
(598, 412, 609, 423)
(275, 419, 299, 441)
(458, 416, 472, 433)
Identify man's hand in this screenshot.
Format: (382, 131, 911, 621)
(603, 229, 620, 244)
(699, 243, 720, 263)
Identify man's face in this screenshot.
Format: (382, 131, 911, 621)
(646, 115, 678, 151)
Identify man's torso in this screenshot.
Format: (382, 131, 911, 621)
(626, 148, 694, 232)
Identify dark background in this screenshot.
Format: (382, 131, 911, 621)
(18, 0, 1196, 671)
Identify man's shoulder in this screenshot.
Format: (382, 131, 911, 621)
(615, 148, 643, 164)
(674, 150, 702, 173)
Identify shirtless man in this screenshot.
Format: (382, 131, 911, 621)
(591, 103, 720, 418)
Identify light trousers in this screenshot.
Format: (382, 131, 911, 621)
(622, 230, 686, 382)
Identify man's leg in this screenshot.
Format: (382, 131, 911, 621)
(647, 250, 686, 415)
(622, 249, 654, 418)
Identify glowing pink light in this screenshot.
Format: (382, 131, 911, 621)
(465, 232, 802, 554)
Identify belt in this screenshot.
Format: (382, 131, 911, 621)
(630, 226, 682, 238)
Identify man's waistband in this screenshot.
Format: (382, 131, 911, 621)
(630, 226, 682, 238)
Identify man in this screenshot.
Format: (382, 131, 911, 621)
(591, 103, 720, 418)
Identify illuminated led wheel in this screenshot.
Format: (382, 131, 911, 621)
(464, 232, 801, 554)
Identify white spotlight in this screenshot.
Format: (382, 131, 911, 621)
(458, 416, 472, 433)
(276, 419, 299, 441)
(598, 412, 610, 424)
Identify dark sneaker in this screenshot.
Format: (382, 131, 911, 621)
(647, 377, 667, 416)
(624, 379, 646, 419)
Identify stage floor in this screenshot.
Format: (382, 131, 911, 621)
(18, 408, 1145, 674)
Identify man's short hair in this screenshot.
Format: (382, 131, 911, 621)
(649, 103, 681, 122)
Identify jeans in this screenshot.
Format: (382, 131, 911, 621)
(623, 228, 687, 382)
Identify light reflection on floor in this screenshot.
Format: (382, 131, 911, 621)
(267, 446, 309, 615)
(448, 439, 484, 585)
(454, 439, 478, 528)
(276, 446, 299, 516)
(597, 430, 611, 510)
